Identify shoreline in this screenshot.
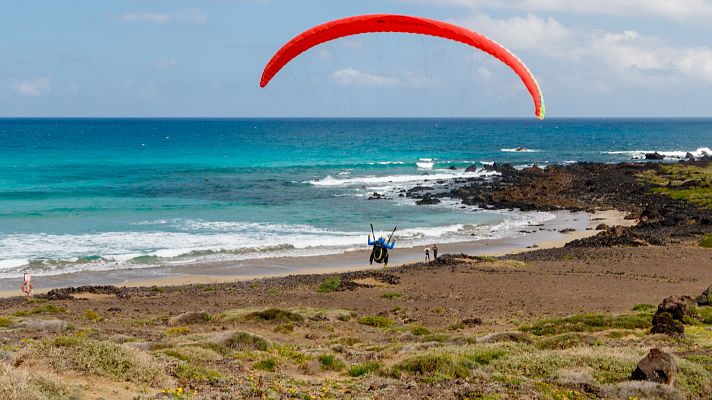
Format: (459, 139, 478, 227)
(0, 209, 631, 298)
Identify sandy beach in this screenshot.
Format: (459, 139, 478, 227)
(0, 209, 631, 298)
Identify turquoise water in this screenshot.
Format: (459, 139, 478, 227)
(1, 118, 710, 278)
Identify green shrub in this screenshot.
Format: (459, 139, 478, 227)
(423, 334, 450, 343)
(632, 303, 656, 313)
(166, 327, 191, 336)
(150, 286, 165, 293)
(29, 335, 170, 386)
(348, 361, 382, 377)
(245, 308, 304, 323)
(175, 363, 223, 384)
(410, 326, 431, 336)
(535, 333, 604, 350)
(224, 332, 269, 352)
(358, 316, 393, 328)
(381, 291, 402, 299)
(13, 304, 66, 317)
(0, 317, 13, 328)
(390, 353, 469, 381)
(317, 276, 341, 292)
(274, 323, 295, 333)
(521, 312, 652, 336)
(700, 234, 712, 248)
(460, 349, 507, 366)
(318, 354, 345, 371)
(84, 309, 103, 322)
(448, 322, 465, 331)
(254, 357, 279, 372)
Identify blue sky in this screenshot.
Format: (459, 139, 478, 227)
(1, 0, 712, 117)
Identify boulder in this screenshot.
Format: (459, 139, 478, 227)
(656, 295, 693, 321)
(595, 223, 610, 231)
(368, 192, 384, 200)
(168, 311, 210, 326)
(645, 152, 665, 160)
(696, 285, 712, 306)
(685, 152, 695, 160)
(465, 164, 479, 173)
(447, 166, 457, 170)
(631, 348, 677, 385)
(650, 312, 684, 336)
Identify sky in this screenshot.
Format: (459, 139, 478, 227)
(1, 0, 712, 118)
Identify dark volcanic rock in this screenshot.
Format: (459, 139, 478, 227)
(645, 152, 665, 160)
(465, 164, 479, 173)
(650, 312, 684, 336)
(368, 192, 384, 200)
(595, 223, 610, 230)
(696, 285, 712, 306)
(650, 295, 694, 336)
(447, 166, 457, 170)
(44, 285, 129, 300)
(416, 193, 441, 205)
(631, 348, 677, 385)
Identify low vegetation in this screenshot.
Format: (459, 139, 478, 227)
(317, 276, 341, 292)
(521, 312, 653, 336)
(637, 164, 712, 209)
(358, 315, 394, 328)
(700, 234, 712, 248)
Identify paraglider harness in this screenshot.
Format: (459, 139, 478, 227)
(369, 225, 396, 266)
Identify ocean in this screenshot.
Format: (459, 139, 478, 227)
(1, 118, 710, 280)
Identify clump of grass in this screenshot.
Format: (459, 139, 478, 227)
(254, 357, 279, 372)
(84, 309, 103, 322)
(150, 286, 165, 293)
(423, 334, 450, 343)
(348, 361, 382, 377)
(274, 323, 294, 334)
(632, 303, 656, 313)
(535, 333, 604, 350)
(448, 322, 465, 331)
(381, 291, 402, 299)
(166, 326, 191, 336)
(25, 335, 171, 387)
(358, 315, 393, 328)
(175, 363, 223, 384)
(318, 354, 345, 371)
(432, 307, 446, 315)
(521, 312, 652, 336)
(13, 303, 66, 317)
(224, 332, 269, 352)
(339, 337, 361, 346)
(699, 307, 712, 324)
(410, 326, 431, 336)
(700, 234, 712, 248)
(0, 317, 14, 328)
(317, 276, 341, 293)
(476, 256, 499, 263)
(274, 344, 310, 365)
(460, 348, 507, 366)
(0, 364, 83, 400)
(390, 353, 469, 382)
(160, 346, 222, 363)
(245, 308, 304, 323)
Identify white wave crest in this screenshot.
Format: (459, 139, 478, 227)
(603, 147, 711, 160)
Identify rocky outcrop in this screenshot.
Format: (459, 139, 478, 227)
(651, 295, 694, 336)
(416, 193, 441, 205)
(631, 348, 677, 385)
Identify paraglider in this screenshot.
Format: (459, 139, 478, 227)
(260, 14, 545, 119)
(368, 224, 396, 268)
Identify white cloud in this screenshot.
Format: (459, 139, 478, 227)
(13, 77, 52, 96)
(333, 68, 398, 86)
(401, 0, 712, 21)
(454, 13, 712, 84)
(117, 9, 207, 24)
(153, 58, 177, 69)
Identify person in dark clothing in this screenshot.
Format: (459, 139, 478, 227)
(368, 234, 396, 268)
(432, 244, 438, 259)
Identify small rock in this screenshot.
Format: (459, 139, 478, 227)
(559, 228, 576, 234)
(461, 317, 483, 326)
(695, 285, 712, 306)
(168, 311, 210, 326)
(476, 332, 532, 344)
(631, 348, 677, 385)
(645, 152, 665, 160)
(595, 223, 610, 231)
(447, 166, 457, 170)
(107, 307, 123, 312)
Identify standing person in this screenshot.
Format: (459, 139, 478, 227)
(424, 246, 430, 261)
(432, 244, 438, 260)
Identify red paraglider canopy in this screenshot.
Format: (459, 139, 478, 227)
(260, 14, 545, 119)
